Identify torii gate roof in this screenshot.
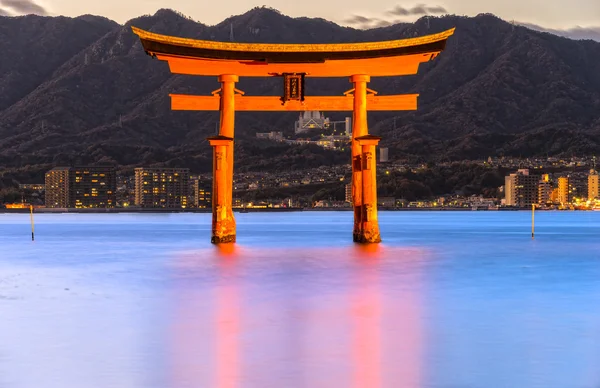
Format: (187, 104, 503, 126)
(131, 26, 455, 77)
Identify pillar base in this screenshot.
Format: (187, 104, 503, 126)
(211, 234, 236, 244)
(211, 216, 236, 244)
(353, 226, 382, 244)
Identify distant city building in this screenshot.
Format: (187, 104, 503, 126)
(550, 188, 559, 203)
(378, 197, 395, 207)
(256, 131, 283, 141)
(294, 111, 329, 133)
(538, 174, 552, 205)
(345, 183, 352, 203)
(45, 166, 116, 208)
(134, 168, 189, 208)
(588, 170, 598, 200)
(316, 138, 334, 149)
(45, 167, 70, 208)
(71, 167, 116, 208)
(345, 117, 352, 136)
(380, 147, 389, 163)
(314, 135, 349, 150)
(19, 184, 45, 191)
(557, 176, 572, 206)
(504, 169, 539, 207)
(194, 183, 212, 209)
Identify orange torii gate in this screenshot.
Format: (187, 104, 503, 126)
(132, 26, 454, 244)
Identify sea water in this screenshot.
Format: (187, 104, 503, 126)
(1, 211, 599, 388)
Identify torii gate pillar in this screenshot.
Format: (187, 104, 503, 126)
(351, 75, 381, 243)
(355, 135, 382, 243)
(208, 135, 236, 243)
(208, 74, 238, 244)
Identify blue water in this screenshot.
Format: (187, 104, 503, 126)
(1, 211, 599, 388)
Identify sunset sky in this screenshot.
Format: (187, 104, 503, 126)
(0, 0, 598, 30)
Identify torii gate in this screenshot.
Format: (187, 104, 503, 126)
(132, 26, 454, 244)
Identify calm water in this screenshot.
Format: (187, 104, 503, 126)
(1, 211, 599, 388)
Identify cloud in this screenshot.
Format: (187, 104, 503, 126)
(0, 8, 12, 16)
(343, 15, 397, 29)
(425, 5, 447, 13)
(409, 5, 428, 15)
(518, 22, 600, 42)
(388, 6, 409, 16)
(387, 4, 447, 16)
(344, 15, 376, 25)
(0, 0, 47, 15)
(343, 4, 448, 29)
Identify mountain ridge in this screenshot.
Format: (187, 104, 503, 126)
(0, 8, 599, 185)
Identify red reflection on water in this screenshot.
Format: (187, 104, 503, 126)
(355, 243, 382, 257)
(170, 244, 427, 387)
(353, 245, 382, 388)
(215, 245, 240, 388)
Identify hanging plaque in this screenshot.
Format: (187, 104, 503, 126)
(282, 73, 304, 102)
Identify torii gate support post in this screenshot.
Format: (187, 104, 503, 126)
(350, 74, 381, 243)
(207, 74, 238, 244)
(208, 136, 236, 243)
(356, 135, 382, 243)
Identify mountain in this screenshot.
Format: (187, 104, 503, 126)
(0, 7, 599, 184)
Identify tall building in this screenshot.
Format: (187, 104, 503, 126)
(504, 169, 539, 207)
(345, 117, 352, 136)
(45, 166, 116, 208)
(70, 167, 116, 208)
(504, 175, 513, 206)
(550, 188, 559, 203)
(345, 183, 353, 204)
(192, 179, 212, 208)
(45, 167, 70, 208)
(588, 170, 599, 200)
(134, 168, 189, 208)
(558, 176, 572, 206)
(538, 174, 552, 205)
(380, 147, 389, 163)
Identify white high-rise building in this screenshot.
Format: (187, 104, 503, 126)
(380, 148, 389, 163)
(345, 117, 352, 136)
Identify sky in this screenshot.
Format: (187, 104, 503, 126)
(0, 0, 598, 31)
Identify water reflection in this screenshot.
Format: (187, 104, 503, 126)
(170, 244, 428, 388)
(215, 245, 240, 388)
(353, 245, 382, 388)
(3, 213, 600, 387)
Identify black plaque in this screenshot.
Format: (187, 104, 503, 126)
(282, 73, 305, 102)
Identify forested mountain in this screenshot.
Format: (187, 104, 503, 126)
(0, 7, 599, 185)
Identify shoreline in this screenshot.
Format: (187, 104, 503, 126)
(0, 207, 590, 214)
